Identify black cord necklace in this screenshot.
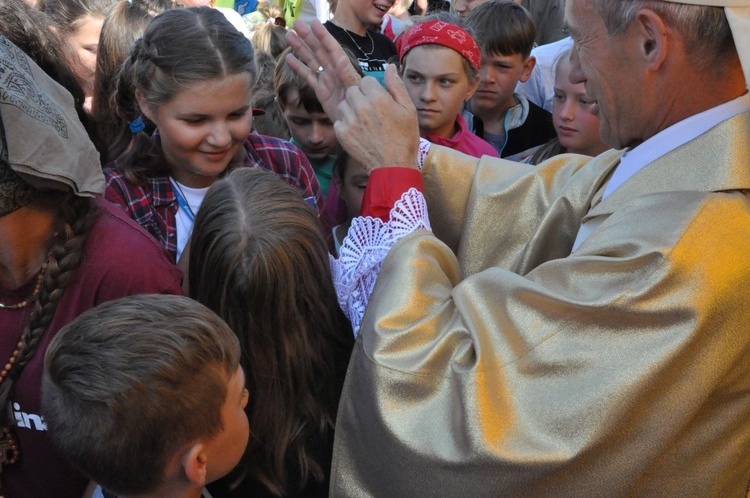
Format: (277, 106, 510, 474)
(331, 20, 375, 57)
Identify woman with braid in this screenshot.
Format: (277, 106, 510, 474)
(0, 36, 182, 498)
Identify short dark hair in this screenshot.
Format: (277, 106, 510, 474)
(466, 0, 536, 59)
(42, 294, 241, 496)
(275, 46, 363, 114)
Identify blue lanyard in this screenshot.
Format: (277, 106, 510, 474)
(172, 183, 196, 223)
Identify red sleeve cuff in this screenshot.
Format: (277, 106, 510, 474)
(361, 167, 423, 221)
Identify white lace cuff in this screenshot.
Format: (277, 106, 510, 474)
(418, 138, 432, 171)
(330, 188, 431, 337)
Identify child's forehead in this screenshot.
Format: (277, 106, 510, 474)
(282, 88, 328, 118)
(481, 50, 526, 65)
(404, 45, 469, 70)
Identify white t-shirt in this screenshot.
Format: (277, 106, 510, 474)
(170, 178, 210, 262)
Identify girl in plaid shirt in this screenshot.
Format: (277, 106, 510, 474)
(104, 7, 324, 263)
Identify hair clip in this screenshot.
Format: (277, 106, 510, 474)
(129, 116, 145, 134)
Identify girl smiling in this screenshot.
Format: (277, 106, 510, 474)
(105, 7, 323, 263)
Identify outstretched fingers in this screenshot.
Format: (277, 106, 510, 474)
(286, 20, 363, 122)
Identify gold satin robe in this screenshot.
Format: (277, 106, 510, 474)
(331, 110, 750, 496)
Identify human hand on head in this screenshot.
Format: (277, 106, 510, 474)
(335, 64, 420, 171)
(285, 20, 362, 122)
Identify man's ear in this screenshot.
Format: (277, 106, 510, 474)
(135, 90, 156, 123)
(634, 8, 669, 70)
(519, 55, 536, 84)
(181, 443, 208, 489)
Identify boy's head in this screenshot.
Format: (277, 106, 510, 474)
(275, 47, 338, 160)
(466, 0, 537, 114)
(275, 47, 363, 160)
(42, 294, 249, 498)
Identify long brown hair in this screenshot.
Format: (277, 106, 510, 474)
(91, 0, 178, 164)
(111, 7, 257, 183)
(188, 169, 353, 495)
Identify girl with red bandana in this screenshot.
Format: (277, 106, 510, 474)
(397, 16, 499, 158)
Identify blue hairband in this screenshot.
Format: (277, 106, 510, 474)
(129, 116, 145, 134)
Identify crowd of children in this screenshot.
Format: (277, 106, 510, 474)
(0, 0, 613, 496)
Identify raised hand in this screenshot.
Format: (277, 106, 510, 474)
(285, 20, 362, 122)
(335, 65, 420, 171)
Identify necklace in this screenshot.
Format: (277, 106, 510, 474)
(0, 260, 48, 310)
(331, 20, 375, 57)
(172, 180, 197, 223)
(0, 255, 50, 486)
(0, 338, 22, 466)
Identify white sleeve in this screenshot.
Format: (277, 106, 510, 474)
(330, 188, 431, 337)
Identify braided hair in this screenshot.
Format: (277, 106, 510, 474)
(0, 193, 98, 417)
(110, 7, 257, 184)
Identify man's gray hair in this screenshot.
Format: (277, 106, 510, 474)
(591, 0, 735, 68)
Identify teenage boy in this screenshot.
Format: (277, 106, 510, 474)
(42, 295, 249, 498)
(276, 48, 339, 196)
(463, 0, 556, 159)
(275, 48, 364, 197)
(324, 0, 397, 85)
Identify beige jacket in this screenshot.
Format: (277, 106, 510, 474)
(332, 110, 750, 496)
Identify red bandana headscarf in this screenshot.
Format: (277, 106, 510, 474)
(395, 20, 481, 73)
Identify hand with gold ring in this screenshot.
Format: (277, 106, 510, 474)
(286, 20, 362, 122)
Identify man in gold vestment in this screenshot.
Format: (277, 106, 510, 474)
(287, 0, 750, 495)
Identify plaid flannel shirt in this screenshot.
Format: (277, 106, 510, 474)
(104, 134, 324, 261)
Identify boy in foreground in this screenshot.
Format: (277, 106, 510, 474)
(42, 294, 249, 498)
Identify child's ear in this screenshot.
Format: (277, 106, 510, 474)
(518, 55, 537, 84)
(465, 74, 480, 101)
(333, 174, 344, 194)
(135, 90, 156, 123)
(182, 443, 208, 489)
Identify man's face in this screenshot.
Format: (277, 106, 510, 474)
(566, 0, 644, 149)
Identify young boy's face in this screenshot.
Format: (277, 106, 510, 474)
(204, 366, 250, 483)
(280, 89, 339, 160)
(471, 51, 535, 117)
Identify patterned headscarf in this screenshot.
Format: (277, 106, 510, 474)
(0, 35, 104, 218)
(0, 127, 37, 217)
(396, 21, 481, 73)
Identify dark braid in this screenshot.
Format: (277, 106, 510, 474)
(0, 194, 97, 415)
